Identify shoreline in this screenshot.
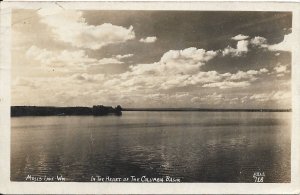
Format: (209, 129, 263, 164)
(10, 106, 291, 117)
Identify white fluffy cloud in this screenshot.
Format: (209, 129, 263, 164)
(274, 64, 287, 73)
(96, 54, 133, 65)
(231, 34, 249, 41)
(223, 40, 249, 57)
(203, 81, 251, 89)
(16, 32, 285, 106)
(26, 45, 99, 71)
(273, 64, 290, 77)
(98, 58, 124, 65)
(26, 46, 131, 71)
(201, 68, 268, 89)
(37, 9, 135, 50)
(249, 90, 291, 102)
(116, 54, 134, 59)
(250, 36, 268, 47)
(229, 69, 268, 81)
(190, 92, 246, 106)
(224, 33, 292, 57)
(139, 36, 157, 43)
(70, 73, 105, 83)
(268, 33, 293, 51)
(259, 68, 269, 73)
(22, 32, 274, 106)
(191, 92, 223, 103)
(223, 35, 269, 57)
(160, 47, 218, 74)
(103, 47, 269, 90)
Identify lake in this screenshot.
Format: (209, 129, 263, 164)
(11, 111, 291, 182)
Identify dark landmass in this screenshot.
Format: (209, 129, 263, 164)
(11, 105, 122, 117)
(123, 108, 292, 112)
(11, 106, 292, 117)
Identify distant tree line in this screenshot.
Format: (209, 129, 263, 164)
(11, 105, 122, 117)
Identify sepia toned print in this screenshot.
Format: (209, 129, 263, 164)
(11, 9, 292, 183)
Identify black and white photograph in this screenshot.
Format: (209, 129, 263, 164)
(1, 1, 300, 194)
(10, 8, 293, 183)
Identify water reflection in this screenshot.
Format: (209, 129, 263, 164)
(11, 111, 290, 182)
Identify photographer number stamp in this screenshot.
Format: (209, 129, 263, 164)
(253, 172, 265, 183)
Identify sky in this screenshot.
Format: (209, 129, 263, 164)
(12, 9, 292, 109)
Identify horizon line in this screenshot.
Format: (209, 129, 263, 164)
(10, 106, 292, 112)
(122, 108, 292, 112)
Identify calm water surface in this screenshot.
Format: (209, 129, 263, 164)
(11, 111, 291, 182)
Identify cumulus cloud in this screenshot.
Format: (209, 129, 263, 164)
(103, 46, 269, 90)
(37, 8, 135, 50)
(268, 33, 293, 51)
(259, 68, 269, 73)
(224, 34, 292, 57)
(17, 34, 282, 106)
(98, 58, 124, 65)
(97, 53, 134, 65)
(13, 11, 292, 108)
(231, 34, 249, 41)
(26, 45, 131, 70)
(250, 36, 268, 48)
(275, 53, 281, 56)
(223, 40, 249, 57)
(176, 92, 190, 98)
(202, 81, 251, 89)
(249, 90, 291, 102)
(139, 36, 157, 43)
(273, 64, 290, 77)
(206, 92, 223, 100)
(248, 34, 293, 52)
(26, 45, 99, 71)
(146, 93, 169, 101)
(108, 47, 218, 85)
(191, 93, 236, 105)
(70, 73, 105, 83)
(160, 47, 218, 74)
(116, 54, 134, 59)
(228, 69, 268, 82)
(274, 64, 287, 73)
(223, 35, 269, 57)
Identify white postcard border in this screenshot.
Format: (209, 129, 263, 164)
(0, 1, 300, 194)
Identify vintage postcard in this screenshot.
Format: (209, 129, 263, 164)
(0, 1, 300, 194)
